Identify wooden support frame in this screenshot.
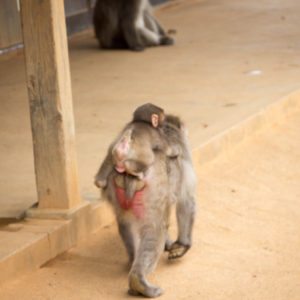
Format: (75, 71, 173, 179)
(20, 0, 81, 210)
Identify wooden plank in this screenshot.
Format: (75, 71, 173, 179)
(20, 0, 81, 210)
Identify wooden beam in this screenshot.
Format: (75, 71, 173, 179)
(20, 0, 81, 210)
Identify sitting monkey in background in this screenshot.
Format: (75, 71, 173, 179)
(93, 0, 174, 51)
(94, 105, 196, 298)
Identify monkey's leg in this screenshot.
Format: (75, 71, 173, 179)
(133, 12, 161, 47)
(139, 28, 160, 46)
(143, 11, 174, 46)
(121, 18, 145, 51)
(168, 196, 196, 260)
(143, 11, 160, 34)
(94, 15, 119, 49)
(164, 234, 174, 252)
(129, 225, 165, 298)
(163, 207, 173, 251)
(118, 221, 137, 265)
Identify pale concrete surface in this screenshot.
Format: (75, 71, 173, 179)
(0, 110, 299, 300)
(0, 200, 115, 286)
(0, 219, 68, 286)
(1, 0, 300, 217)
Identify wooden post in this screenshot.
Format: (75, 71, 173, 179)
(20, 0, 81, 210)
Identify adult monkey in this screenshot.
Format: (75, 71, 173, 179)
(94, 103, 180, 191)
(93, 0, 174, 51)
(95, 109, 196, 298)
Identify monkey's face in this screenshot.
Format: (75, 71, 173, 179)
(111, 125, 156, 178)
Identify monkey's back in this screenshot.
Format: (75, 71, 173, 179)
(93, 0, 142, 49)
(93, 0, 125, 48)
(163, 115, 197, 203)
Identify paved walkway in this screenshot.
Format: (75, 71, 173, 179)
(1, 0, 300, 217)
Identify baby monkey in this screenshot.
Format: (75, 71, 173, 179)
(133, 102, 165, 128)
(133, 103, 182, 158)
(94, 103, 179, 194)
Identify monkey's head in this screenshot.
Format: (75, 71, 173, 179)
(133, 103, 165, 128)
(111, 123, 160, 178)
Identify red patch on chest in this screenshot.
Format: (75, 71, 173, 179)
(114, 182, 145, 219)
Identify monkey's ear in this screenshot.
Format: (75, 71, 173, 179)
(151, 114, 159, 128)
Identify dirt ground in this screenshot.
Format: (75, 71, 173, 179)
(1, 110, 300, 300)
(1, 0, 300, 217)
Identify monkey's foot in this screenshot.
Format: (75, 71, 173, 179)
(167, 241, 190, 260)
(130, 45, 145, 52)
(160, 36, 174, 46)
(129, 273, 163, 298)
(164, 238, 174, 252)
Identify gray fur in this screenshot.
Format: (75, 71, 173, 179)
(93, 0, 174, 51)
(94, 104, 180, 190)
(95, 114, 196, 298)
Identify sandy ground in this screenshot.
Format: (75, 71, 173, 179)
(1, 0, 300, 217)
(0, 110, 299, 300)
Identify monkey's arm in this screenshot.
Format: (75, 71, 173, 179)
(144, 10, 165, 35)
(123, 26, 145, 51)
(94, 151, 114, 188)
(121, 7, 145, 51)
(122, 7, 170, 48)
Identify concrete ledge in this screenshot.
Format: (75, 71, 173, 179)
(0, 201, 114, 287)
(193, 90, 300, 165)
(0, 90, 300, 287)
(26, 201, 91, 220)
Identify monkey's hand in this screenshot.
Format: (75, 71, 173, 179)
(167, 241, 191, 260)
(94, 178, 107, 189)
